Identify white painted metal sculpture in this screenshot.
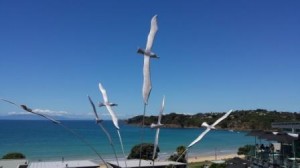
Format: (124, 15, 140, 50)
(87, 95, 119, 166)
(1, 98, 109, 167)
(137, 14, 159, 167)
(98, 83, 127, 167)
(188, 109, 233, 148)
(137, 15, 158, 105)
(176, 110, 233, 163)
(151, 96, 165, 160)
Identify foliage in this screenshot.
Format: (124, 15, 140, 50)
(127, 109, 300, 130)
(209, 163, 226, 168)
(237, 144, 255, 155)
(2, 152, 26, 159)
(169, 145, 187, 163)
(189, 162, 225, 168)
(127, 143, 159, 160)
(188, 162, 208, 168)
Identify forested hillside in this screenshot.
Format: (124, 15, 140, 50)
(126, 109, 300, 130)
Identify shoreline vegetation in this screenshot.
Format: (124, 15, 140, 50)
(126, 109, 300, 131)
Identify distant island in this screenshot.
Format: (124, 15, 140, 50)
(126, 109, 300, 131)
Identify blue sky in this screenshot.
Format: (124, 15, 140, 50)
(0, 0, 300, 119)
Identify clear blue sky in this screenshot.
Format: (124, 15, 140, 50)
(1, 0, 299, 119)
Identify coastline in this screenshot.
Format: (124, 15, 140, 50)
(187, 153, 245, 163)
(97, 153, 245, 167)
(1, 120, 253, 162)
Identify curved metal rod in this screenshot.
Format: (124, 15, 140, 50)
(139, 103, 147, 167)
(1, 99, 109, 167)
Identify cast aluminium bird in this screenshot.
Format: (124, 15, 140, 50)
(98, 83, 127, 167)
(151, 96, 165, 160)
(188, 109, 233, 148)
(150, 96, 164, 129)
(137, 15, 158, 105)
(174, 110, 233, 164)
(98, 83, 119, 129)
(88, 95, 119, 166)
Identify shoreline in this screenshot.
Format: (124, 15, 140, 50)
(187, 153, 245, 163)
(25, 153, 244, 163)
(23, 149, 242, 162)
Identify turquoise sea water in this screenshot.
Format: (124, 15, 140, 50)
(0, 120, 255, 161)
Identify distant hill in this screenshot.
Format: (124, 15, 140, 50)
(126, 109, 300, 131)
(1, 114, 45, 120)
(0, 114, 81, 120)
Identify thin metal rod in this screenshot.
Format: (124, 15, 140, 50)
(0, 99, 109, 167)
(254, 136, 257, 158)
(117, 129, 127, 168)
(97, 123, 119, 167)
(58, 124, 109, 168)
(176, 149, 188, 162)
(152, 159, 155, 168)
(139, 103, 147, 167)
(172, 149, 188, 168)
(152, 128, 160, 168)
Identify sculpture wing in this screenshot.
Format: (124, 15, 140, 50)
(152, 128, 160, 160)
(98, 83, 109, 104)
(88, 95, 100, 121)
(212, 109, 233, 127)
(143, 57, 151, 104)
(145, 15, 158, 51)
(158, 96, 165, 124)
(106, 103, 120, 130)
(187, 128, 211, 148)
(88, 97, 114, 145)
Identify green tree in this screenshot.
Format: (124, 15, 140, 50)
(237, 144, 254, 155)
(2, 152, 26, 159)
(127, 143, 159, 160)
(169, 145, 187, 163)
(209, 163, 226, 168)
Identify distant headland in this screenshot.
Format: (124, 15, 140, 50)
(126, 109, 300, 131)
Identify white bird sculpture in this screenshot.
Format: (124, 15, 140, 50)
(151, 96, 165, 160)
(188, 109, 233, 148)
(175, 110, 233, 164)
(98, 83, 119, 129)
(1, 98, 109, 167)
(98, 83, 127, 167)
(150, 96, 164, 128)
(88, 95, 119, 166)
(137, 15, 158, 105)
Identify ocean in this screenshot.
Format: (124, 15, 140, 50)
(0, 120, 255, 161)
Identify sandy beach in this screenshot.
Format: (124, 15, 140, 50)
(188, 153, 245, 163)
(99, 154, 245, 168)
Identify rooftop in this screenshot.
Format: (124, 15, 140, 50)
(28, 160, 99, 168)
(107, 159, 186, 168)
(0, 159, 28, 168)
(272, 122, 300, 129)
